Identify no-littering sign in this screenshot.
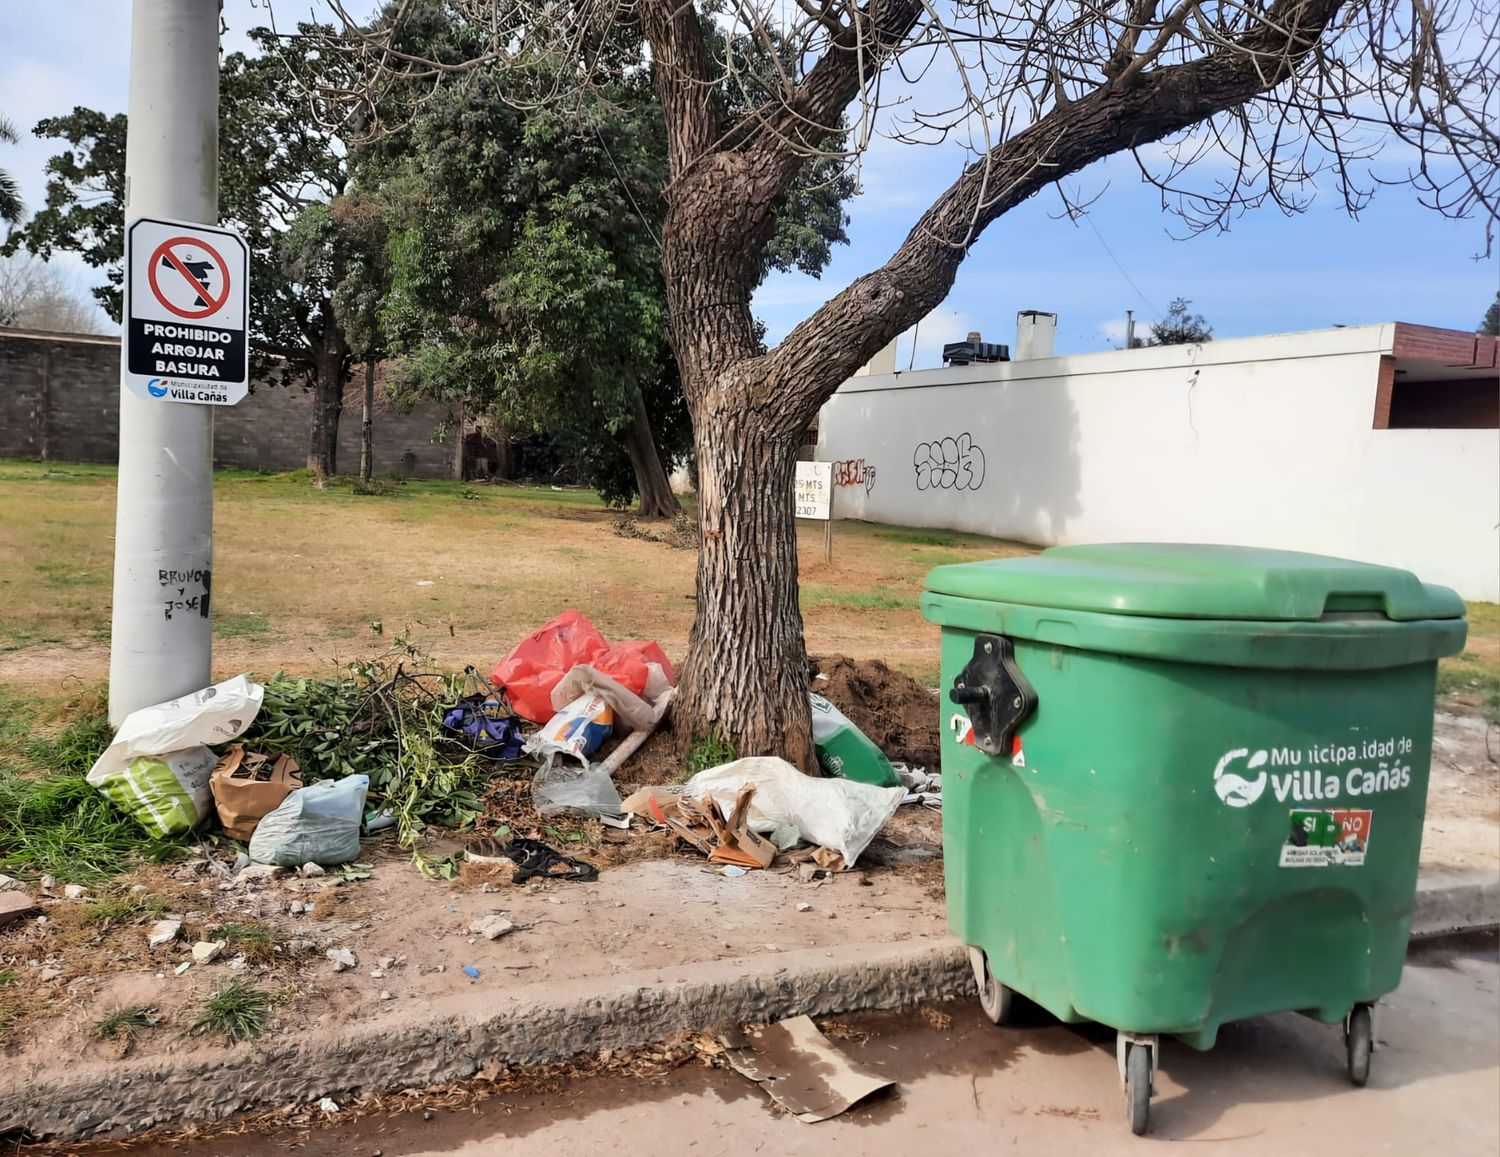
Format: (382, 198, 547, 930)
(124, 216, 249, 405)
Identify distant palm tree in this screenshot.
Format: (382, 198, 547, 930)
(0, 115, 24, 224)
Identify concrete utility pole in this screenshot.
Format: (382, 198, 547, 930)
(1125, 310, 1136, 350)
(109, 0, 220, 723)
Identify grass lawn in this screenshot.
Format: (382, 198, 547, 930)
(0, 457, 1494, 718)
(0, 459, 1033, 695)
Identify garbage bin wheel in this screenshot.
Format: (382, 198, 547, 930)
(1125, 1042, 1151, 1136)
(977, 967, 1013, 1026)
(1345, 1004, 1373, 1087)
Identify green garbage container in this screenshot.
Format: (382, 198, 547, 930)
(919, 544, 1467, 1134)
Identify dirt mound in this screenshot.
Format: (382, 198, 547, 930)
(811, 654, 941, 771)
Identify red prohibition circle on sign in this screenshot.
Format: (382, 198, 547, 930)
(147, 235, 232, 320)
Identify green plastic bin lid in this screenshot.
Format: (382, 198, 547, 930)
(924, 543, 1465, 622)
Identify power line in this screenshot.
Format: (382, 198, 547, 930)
(1079, 209, 1159, 318)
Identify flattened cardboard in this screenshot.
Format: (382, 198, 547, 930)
(722, 1015, 896, 1122)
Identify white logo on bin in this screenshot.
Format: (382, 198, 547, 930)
(1214, 748, 1269, 807)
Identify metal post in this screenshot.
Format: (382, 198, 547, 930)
(824, 488, 833, 565)
(108, 0, 220, 723)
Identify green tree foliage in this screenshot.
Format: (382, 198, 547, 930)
(0, 115, 24, 225)
(1148, 297, 1214, 345)
(1, 109, 124, 310)
(1480, 291, 1499, 336)
(372, 78, 688, 509)
(367, 15, 853, 511)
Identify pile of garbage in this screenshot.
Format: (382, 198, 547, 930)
(79, 610, 938, 882)
(85, 674, 375, 869)
(618, 757, 903, 872)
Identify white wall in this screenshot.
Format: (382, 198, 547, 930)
(816, 324, 1500, 602)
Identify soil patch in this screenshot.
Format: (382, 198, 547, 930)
(616, 725, 689, 784)
(811, 654, 942, 771)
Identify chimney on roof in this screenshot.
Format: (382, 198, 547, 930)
(1015, 311, 1057, 360)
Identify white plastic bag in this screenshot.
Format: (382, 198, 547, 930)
(685, 757, 905, 867)
(87, 675, 265, 838)
(248, 775, 370, 866)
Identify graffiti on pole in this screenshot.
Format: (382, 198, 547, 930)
(914, 433, 986, 491)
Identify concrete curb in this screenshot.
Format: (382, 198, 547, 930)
(0, 938, 972, 1142)
(4, 873, 1496, 1143)
(1411, 868, 1500, 938)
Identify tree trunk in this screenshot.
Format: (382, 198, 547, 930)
(618, 388, 681, 519)
(306, 326, 348, 484)
(359, 355, 375, 484)
(673, 389, 819, 772)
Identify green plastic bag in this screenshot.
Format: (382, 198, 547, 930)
(92, 746, 218, 838)
(809, 693, 900, 787)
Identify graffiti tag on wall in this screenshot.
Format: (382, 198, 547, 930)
(914, 434, 986, 491)
(833, 458, 877, 494)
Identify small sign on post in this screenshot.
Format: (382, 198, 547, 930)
(795, 460, 834, 564)
(124, 216, 250, 406)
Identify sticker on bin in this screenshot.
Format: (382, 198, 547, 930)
(1280, 808, 1372, 868)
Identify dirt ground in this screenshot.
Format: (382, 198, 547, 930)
(1424, 712, 1500, 872)
(0, 805, 945, 1074)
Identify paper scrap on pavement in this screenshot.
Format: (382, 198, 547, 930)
(721, 1015, 896, 1123)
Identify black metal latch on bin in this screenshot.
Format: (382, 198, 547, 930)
(950, 634, 1038, 756)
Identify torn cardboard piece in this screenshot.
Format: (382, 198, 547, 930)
(721, 1015, 896, 1122)
(784, 844, 846, 873)
(707, 786, 777, 869)
(660, 787, 778, 869)
(664, 795, 719, 856)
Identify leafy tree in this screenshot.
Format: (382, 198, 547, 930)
(333, 0, 1497, 769)
(218, 26, 359, 481)
(365, 15, 853, 514)
(372, 81, 688, 514)
(1481, 291, 1499, 336)
(0, 109, 124, 311)
(0, 115, 22, 224)
(1148, 298, 1214, 346)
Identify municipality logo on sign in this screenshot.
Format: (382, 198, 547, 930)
(147, 378, 170, 397)
(1214, 736, 1417, 808)
(1213, 747, 1269, 807)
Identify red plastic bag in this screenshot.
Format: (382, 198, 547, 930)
(594, 641, 677, 697)
(490, 611, 609, 723)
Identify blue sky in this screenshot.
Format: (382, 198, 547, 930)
(3, 1, 1496, 359)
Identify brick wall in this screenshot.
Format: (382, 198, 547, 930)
(0, 327, 459, 478)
